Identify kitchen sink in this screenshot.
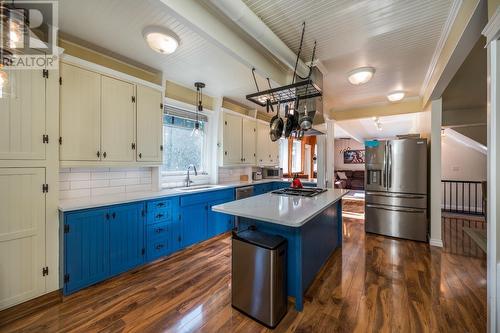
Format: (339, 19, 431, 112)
(175, 185, 222, 192)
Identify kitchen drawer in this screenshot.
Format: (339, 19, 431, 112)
(147, 197, 177, 212)
(147, 222, 170, 242)
(180, 189, 234, 207)
(147, 208, 173, 224)
(365, 204, 428, 242)
(147, 238, 170, 261)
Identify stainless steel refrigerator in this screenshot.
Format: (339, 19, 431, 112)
(364, 138, 428, 242)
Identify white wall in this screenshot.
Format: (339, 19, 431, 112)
(441, 135, 487, 181)
(334, 139, 365, 171)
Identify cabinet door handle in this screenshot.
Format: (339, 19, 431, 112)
(155, 244, 164, 250)
(155, 227, 164, 233)
(112, 212, 116, 219)
(97, 151, 101, 158)
(178, 236, 181, 242)
(131, 143, 136, 150)
(157, 202, 165, 207)
(105, 213, 110, 220)
(139, 153, 142, 159)
(103, 152, 107, 158)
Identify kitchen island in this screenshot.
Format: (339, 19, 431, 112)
(212, 188, 348, 311)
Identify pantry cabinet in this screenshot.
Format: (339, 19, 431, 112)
(256, 121, 279, 166)
(0, 168, 46, 310)
(59, 61, 163, 166)
(136, 85, 163, 162)
(0, 68, 47, 160)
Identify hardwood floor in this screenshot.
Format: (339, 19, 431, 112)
(442, 212, 487, 259)
(0, 217, 486, 333)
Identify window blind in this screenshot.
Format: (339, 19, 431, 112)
(164, 105, 208, 122)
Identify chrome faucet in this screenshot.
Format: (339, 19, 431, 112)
(186, 164, 198, 187)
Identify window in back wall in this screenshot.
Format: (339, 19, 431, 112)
(161, 105, 209, 176)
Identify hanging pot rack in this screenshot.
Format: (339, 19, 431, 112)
(245, 22, 322, 108)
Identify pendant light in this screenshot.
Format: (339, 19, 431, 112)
(191, 82, 205, 137)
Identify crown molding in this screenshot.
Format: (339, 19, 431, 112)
(483, 6, 500, 44)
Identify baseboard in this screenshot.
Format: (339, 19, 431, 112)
(0, 290, 62, 327)
(429, 238, 443, 248)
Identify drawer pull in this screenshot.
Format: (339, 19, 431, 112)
(157, 202, 165, 207)
(155, 227, 165, 233)
(155, 244, 165, 250)
(156, 213, 164, 219)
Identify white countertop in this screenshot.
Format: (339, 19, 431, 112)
(212, 189, 349, 228)
(59, 179, 293, 212)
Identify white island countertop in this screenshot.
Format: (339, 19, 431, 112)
(212, 189, 349, 228)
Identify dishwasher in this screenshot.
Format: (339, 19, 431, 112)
(234, 186, 254, 231)
(232, 229, 287, 328)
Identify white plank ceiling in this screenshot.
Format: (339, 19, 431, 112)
(335, 111, 430, 141)
(57, 0, 271, 106)
(243, 0, 455, 111)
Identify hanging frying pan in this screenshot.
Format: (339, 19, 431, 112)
(269, 101, 283, 142)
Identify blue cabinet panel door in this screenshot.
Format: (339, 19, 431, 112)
(181, 202, 208, 247)
(64, 208, 110, 294)
(109, 203, 145, 275)
(208, 200, 234, 237)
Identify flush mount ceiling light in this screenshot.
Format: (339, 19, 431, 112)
(143, 26, 180, 55)
(347, 67, 375, 85)
(387, 91, 405, 102)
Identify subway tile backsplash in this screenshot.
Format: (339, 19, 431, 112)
(59, 167, 153, 199)
(218, 166, 252, 183)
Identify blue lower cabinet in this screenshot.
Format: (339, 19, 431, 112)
(208, 199, 234, 238)
(64, 208, 110, 295)
(181, 202, 208, 247)
(109, 203, 145, 275)
(63, 188, 241, 294)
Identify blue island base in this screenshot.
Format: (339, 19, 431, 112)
(238, 200, 342, 311)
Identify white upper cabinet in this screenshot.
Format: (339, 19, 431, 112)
(136, 85, 163, 162)
(0, 68, 46, 160)
(241, 118, 256, 164)
(256, 121, 279, 166)
(222, 112, 243, 165)
(59, 61, 163, 165)
(221, 112, 278, 166)
(100, 76, 135, 162)
(60, 63, 101, 161)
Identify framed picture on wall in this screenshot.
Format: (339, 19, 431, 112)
(344, 150, 365, 164)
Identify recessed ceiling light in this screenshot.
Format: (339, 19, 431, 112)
(143, 26, 180, 55)
(347, 67, 375, 85)
(387, 91, 405, 102)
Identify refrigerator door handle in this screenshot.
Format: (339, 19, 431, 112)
(366, 204, 425, 214)
(365, 192, 426, 199)
(387, 143, 392, 189)
(383, 146, 387, 188)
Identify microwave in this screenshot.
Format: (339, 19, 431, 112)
(262, 167, 283, 179)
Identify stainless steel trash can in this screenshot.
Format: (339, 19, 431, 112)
(231, 230, 287, 328)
